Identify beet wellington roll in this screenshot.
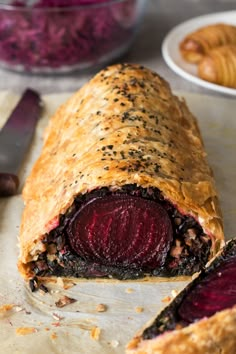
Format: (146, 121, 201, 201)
(18, 63, 223, 280)
(126, 239, 236, 354)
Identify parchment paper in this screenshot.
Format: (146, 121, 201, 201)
(0, 91, 235, 354)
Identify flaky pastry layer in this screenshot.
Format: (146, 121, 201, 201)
(126, 307, 236, 354)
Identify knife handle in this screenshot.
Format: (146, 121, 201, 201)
(0, 173, 19, 197)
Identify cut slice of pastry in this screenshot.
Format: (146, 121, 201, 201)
(198, 44, 236, 88)
(18, 63, 223, 280)
(180, 23, 236, 63)
(126, 238, 236, 354)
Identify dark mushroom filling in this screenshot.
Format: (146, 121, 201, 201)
(142, 239, 236, 340)
(30, 185, 211, 279)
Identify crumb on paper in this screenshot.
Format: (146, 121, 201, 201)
(64, 281, 76, 290)
(55, 278, 76, 290)
(0, 304, 15, 313)
(55, 295, 77, 308)
(52, 322, 61, 327)
(51, 332, 58, 340)
(171, 289, 179, 298)
(135, 306, 144, 313)
(110, 340, 119, 348)
(39, 284, 49, 294)
(29, 277, 38, 292)
(15, 306, 24, 313)
(16, 327, 37, 336)
(45, 327, 50, 331)
(125, 288, 134, 294)
(96, 304, 107, 312)
(90, 327, 101, 341)
(161, 296, 171, 303)
(52, 313, 64, 321)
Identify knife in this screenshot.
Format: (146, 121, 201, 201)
(0, 89, 42, 197)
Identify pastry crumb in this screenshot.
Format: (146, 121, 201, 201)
(162, 296, 171, 303)
(52, 312, 64, 321)
(171, 289, 179, 298)
(16, 327, 37, 336)
(39, 284, 49, 294)
(55, 295, 77, 308)
(56, 277, 75, 290)
(125, 288, 134, 294)
(0, 304, 15, 313)
(90, 326, 101, 341)
(110, 340, 119, 348)
(64, 282, 76, 290)
(51, 332, 58, 340)
(96, 303, 107, 312)
(51, 322, 61, 327)
(135, 306, 144, 313)
(14, 306, 24, 313)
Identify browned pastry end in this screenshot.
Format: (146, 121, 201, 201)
(126, 239, 236, 354)
(180, 23, 236, 63)
(198, 44, 236, 88)
(18, 63, 223, 281)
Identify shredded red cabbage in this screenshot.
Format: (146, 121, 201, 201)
(0, 0, 140, 71)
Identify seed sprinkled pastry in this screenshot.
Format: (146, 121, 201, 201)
(198, 44, 236, 88)
(18, 63, 223, 280)
(126, 239, 236, 354)
(180, 23, 236, 63)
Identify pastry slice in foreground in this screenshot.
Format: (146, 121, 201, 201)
(18, 63, 223, 280)
(126, 238, 236, 354)
(180, 23, 236, 63)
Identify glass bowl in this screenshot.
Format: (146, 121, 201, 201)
(0, 0, 147, 73)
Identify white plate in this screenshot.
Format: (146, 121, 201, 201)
(162, 11, 236, 96)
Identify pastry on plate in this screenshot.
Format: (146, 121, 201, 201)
(126, 238, 236, 354)
(198, 44, 236, 88)
(18, 63, 223, 280)
(180, 23, 236, 63)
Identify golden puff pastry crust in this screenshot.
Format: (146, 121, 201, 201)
(126, 307, 236, 354)
(126, 239, 236, 354)
(180, 23, 236, 63)
(198, 44, 236, 88)
(18, 63, 223, 278)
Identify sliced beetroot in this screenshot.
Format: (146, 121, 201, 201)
(178, 257, 236, 323)
(67, 195, 173, 270)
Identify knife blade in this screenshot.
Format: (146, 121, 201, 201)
(0, 89, 42, 197)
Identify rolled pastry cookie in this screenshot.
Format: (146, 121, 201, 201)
(198, 45, 236, 88)
(18, 63, 223, 280)
(180, 23, 236, 63)
(126, 239, 236, 354)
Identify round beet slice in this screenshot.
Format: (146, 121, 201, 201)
(67, 195, 173, 270)
(178, 257, 236, 323)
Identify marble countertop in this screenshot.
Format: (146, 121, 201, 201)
(0, 0, 235, 96)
